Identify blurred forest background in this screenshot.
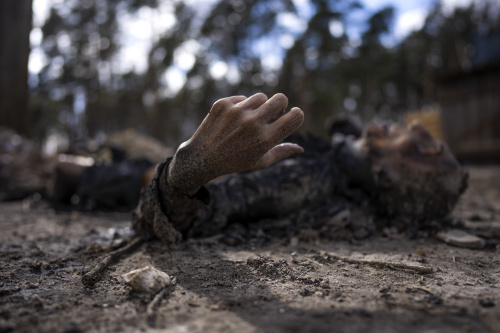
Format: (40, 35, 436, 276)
(1, 0, 499, 151)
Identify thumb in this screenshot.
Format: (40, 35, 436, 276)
(254, 143, 304, 170)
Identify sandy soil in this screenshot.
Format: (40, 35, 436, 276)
(0, 166, 499, 333)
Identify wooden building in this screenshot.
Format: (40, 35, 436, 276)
(436, 60, 500, 163)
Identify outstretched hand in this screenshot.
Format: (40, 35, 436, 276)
(167, 93, 305, 196)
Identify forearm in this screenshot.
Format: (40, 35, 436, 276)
(166, 141, 210, 197)
(131, 158, 210, 246)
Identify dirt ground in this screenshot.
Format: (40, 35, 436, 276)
(1, 166, 499, 333)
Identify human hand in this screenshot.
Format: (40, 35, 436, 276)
(167, 93, 304, 195)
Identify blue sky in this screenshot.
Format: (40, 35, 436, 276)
(361, 0, 435, 38)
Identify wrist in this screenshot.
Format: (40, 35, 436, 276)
(167, 142, 207, 196)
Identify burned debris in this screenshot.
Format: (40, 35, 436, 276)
(2, 120, 468, 241)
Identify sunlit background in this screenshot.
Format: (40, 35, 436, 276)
(2, 0, 500, 160)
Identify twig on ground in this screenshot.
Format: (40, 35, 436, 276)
(305, 258, 325, 267)
(82, 236, 144, 286)
(414, 286, 434, 294)
(146, 277, 176, 325)
(382, 299, 466, 313)
(147, 288, 169, 318)
(319, 251, 433, 274)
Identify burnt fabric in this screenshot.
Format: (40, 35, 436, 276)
(131, 136, 366, 246)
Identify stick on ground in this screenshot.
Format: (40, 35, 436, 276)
(146, 277, 176, 327)
(82, 236, 144, 286)
(147, 288, 169, 317)
(319, 251, 434, 274)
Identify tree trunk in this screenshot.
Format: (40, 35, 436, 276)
(0, 0, 33, 136)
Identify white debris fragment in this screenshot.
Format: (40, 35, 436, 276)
(436, 229, 486, 249)
(122, 266, 171, 293)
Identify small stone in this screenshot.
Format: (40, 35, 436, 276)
(425, 295, 443, 305)
(479, 298, 495, 308)
(122, 266, 171, 294)
(299, 288, 311, 297)
(209, 304, 221, 311)
(290, 237, 299, 247)
(436, 229, 485, 249)
(28, 277, 38, 284)
(379, 287, 390, 294)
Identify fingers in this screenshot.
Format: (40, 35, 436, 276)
(254, 143, 304, 169)
(235, 92, 268, 110)
(256, 93, 288, 123)
(226, 95, 247, 104)
(267, 107, 304, 144)
(210, 95, 247, 114)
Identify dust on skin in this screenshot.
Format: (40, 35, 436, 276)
(166, 93, 304, 197)
(132, 93, 305, 246)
